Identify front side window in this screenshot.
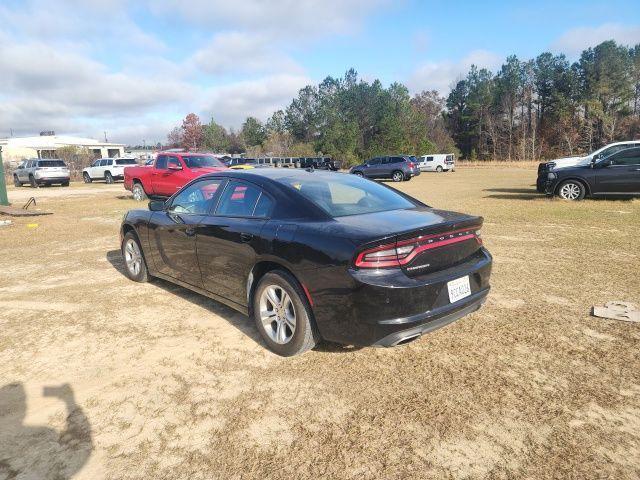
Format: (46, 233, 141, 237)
(278, 174, 416, 217)
(215, 181, 265, 217)
(168, 156, 181, 169)
(611, 148, 640, 166)
(169, 179, 224, 215)
(182, 155, 225, 168)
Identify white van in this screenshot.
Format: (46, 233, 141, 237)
(418, 154, 455, 172)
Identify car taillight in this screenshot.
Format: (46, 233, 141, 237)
(408, 162, 416, 168)
(354, 227, 482, 269)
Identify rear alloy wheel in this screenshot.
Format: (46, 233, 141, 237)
(392, 170, 404, 182)
(61, 181, 69, 187)
(105, 172, 114, 184)
(436, 165, 443, 172)
(353, 171, 364, 177)
(29, 175, 38, 188)
(557, 180, 585, 201)
(83, 172, 92, 183)
(132, 182, 147, 201)
(253, 271, 319, 356)
(122, 232, 149, 282)
(13, 175, 22, 187)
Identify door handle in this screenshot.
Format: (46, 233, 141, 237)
(240, 233, 253, 243)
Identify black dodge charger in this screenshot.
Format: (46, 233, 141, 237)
(120, 169, 492, 356)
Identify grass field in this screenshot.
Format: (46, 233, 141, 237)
(1, 168, 639, 479)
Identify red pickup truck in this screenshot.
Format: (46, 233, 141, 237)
(124, 152, 227, 201)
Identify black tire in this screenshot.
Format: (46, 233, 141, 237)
(132, 182, 147, 201)
(61, 181, 69, 187)
(252, 270, 320, 356)
(29, 175, 38, 188)
(83, 172, 92, 183)
(557, 180, 586, 201)
(105, 171, 114, 184)
(392, 170, 404, 182)
(436, 165, 443, 172)
(13, 175, 22, 187)
(353, 171, 364, 177)
(121, 231, 149, 282)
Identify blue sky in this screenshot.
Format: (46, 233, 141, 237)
(0, 0, 639, 144)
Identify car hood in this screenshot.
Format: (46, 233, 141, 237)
(550, 155, 591, 169)
(327, 207, 481, 245)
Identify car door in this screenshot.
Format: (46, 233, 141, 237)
(17, 161, 29, 181)
(596, 148, 640, 193)
(150, 177, 226, 286)
(197, 179, 274, 306)
(152, 155, 189, 196)
(363, 158, 382, 178)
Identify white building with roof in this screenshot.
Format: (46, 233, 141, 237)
(0, 133, 125, 166)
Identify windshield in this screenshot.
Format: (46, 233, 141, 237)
(116, 159, 137, 165)
(276, 174, 416, 217)
(38, 160, 66, 167)
(183, 155, 225, 168)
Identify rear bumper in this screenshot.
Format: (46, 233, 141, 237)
(306, 247, 492, 346)
(372, 288, 489, 346)
(34, 175, 70, 183)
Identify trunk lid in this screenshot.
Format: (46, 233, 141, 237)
(341, 208, 483, 275)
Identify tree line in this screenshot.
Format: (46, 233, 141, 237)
(166, 40, 640, 165)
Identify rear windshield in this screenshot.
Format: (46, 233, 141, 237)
(38, 160, 66, 167)
(116, 159, 137, 165)
(183, 155, 225, 168)
(276, 174, 415, 217)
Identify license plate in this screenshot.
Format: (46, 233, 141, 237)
(447, 276, 471, 303)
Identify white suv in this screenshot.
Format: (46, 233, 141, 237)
(82, 157, 138, 183)
(13, 159, 70, 187)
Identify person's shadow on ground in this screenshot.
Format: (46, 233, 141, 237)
(0, 383, 93, 480)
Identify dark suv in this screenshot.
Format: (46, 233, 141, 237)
(350, 155, 420, 182)
(543, 147, 640, 200)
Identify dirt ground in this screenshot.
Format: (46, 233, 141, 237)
(1, 167, 639, 479)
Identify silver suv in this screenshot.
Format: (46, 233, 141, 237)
(13, 159, 70, 187)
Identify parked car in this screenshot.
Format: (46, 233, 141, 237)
(123, 152, 227, 201)
(419, 154, 455, 172)
(82, 157, 138, 183)
(120, 169, 491, 356)
(536, 141, 640, 192)
(13, 159, 70, 187)
(350, 155, 420, 182)
(542, 146, 640, 200)
(317, 157, 341, 171)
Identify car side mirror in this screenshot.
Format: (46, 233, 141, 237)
(148, 200, 166, 211)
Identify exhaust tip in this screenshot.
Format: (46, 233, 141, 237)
(393, 334, 421, 346)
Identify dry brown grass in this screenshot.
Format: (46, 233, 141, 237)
(0, 170, 639, 479)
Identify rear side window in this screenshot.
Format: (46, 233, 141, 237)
(390, 156, 404, 163)
(215, 181, 263, 217)
(156, 155, 168, 169)
(116, 159, 137, 165)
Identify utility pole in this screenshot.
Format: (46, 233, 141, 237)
(104, 131, 108, 142)
(0, 147, 9, 206)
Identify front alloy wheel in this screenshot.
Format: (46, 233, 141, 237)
(557, 180, 585, 201)
(353, 171, 364, 177)
(83, 172, 92, 183)
(122, 232, 148, 282)
(132, 183, 146, 201)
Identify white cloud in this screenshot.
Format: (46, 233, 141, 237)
(407, 50, 502, 95)
(551, 23, 640, 55)
(190, 32, 302, 75)
(150, 0, 387, 37)
(200, 74, 311, 128)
